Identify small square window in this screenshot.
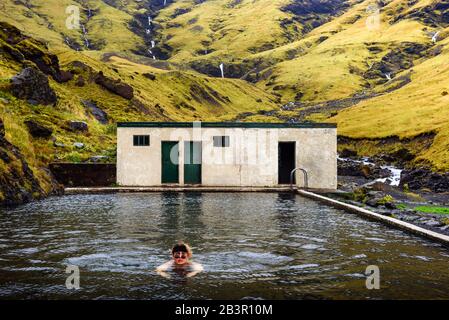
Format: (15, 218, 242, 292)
(133, 135, 150, 146)
(213, 136, 230, 147)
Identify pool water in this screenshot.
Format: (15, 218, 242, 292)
(0, 192, 448, 299)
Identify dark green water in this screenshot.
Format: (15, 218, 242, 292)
(0, 192, 448, 299)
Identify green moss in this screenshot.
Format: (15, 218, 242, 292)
(414, 206, 449, 215)
(353, 188, 367, 203)
(378, 195, 394, 205)
(64, 151, 83, 163)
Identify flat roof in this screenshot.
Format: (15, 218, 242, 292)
(117, 122, 337, 129)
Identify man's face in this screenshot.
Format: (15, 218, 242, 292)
(173, 251, 188, 265)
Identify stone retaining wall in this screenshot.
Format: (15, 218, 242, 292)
(49, 163, 116, 187)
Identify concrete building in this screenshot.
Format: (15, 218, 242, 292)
(116, 122, 337, 189)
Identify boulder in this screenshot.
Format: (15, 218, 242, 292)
(81, 100, 108, 124)
(89, 155, 109, 163)
(364, 191, 395, 208)
(142, 73, 156, 80)
(24, 120, 53, 138)
(400, 168, 449, 193)
(0, 118, 4, 137)
(68, 121, 88, 132)
(10, 67, 57, 105)
(59, 70, 74, 82)
(73, 142, 84, 148)
(54, 141, 66, 148)
(338, 159, 390, 179)
(339, 148, 358, 158)
(75, 75, 85, 87)
(94, 71, 134, 100)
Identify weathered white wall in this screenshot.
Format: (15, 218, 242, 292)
(117, 126, 337, 189)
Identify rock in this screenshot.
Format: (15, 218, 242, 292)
(75, 75, 85, 87)
(24, 120, 53, 138)
(10, 67, 57, 105)
(400, 168, 449, 193)
(54, 141, 66, 148)
(384, 202, 397, 210)
(440, 225, 449, 231)
(68, 61, 92, 74)
(142, 73, 156, 80)
(73, 142, 84, 149)
(81, 100, 108, 124)
(364, 190, 396, 208)
(340, 148, 358, 158)
(338, 159, 390, 179)
(361, 180, 395, 193)
(389, 148, 414, 162)
(89, 155, 108, 163)
(423, 220, 443, 227)
(68, 121, 88, 132)
(398, 214, 418, 222)
(0, 118, 4, 137)
(94, 71, 134, 100)
(59, 70, 73, 83)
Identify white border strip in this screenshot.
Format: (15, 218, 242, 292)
(298, 190, 449, 246)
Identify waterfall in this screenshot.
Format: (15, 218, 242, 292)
(81, 24, 90, 49)
(164, 0, 167, 6)
(338, 156, 403, 186)
(432, 31, 440, 43)
(219, 63, 224, 78)
(153, 55, 156, 60)
(148, 16, 152, 26)
(146, 29, 151, 35)
(151, 40, 156, 48)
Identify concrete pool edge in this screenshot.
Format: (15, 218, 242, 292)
(297, 190, 449, 246)
(64, 186, 298, 193)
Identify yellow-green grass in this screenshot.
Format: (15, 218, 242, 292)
(0, 0, 144, 54)
(250, 0, 434, 102)
(155, 0, 302, 63)
(331, 28, 449, 171)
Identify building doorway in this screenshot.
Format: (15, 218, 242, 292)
(278, 142, 296, 184)
(184, 141, 202, 184)
(161, 141, 179, 184)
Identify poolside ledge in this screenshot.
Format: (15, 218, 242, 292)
(297, 189, 449, 246)
(64, 186, 295, 193)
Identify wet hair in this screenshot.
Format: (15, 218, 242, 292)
(171, 241, 192, 258)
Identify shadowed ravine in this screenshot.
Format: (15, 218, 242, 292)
(0, 193, 448, 299)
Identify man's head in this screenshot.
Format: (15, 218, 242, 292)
(171, 242, 192, 265)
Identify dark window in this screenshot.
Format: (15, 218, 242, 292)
(213, 136, 230, 147)
(133, 135, 150, 146)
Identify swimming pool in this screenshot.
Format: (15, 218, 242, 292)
(0, 192, 448, 299)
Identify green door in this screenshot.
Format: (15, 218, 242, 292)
(184, 141, 202, 184)
(161, 141, 179, 184)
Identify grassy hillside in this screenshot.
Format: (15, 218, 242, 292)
(1, 0, 449, 205)
(0, 18, 277, 203)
